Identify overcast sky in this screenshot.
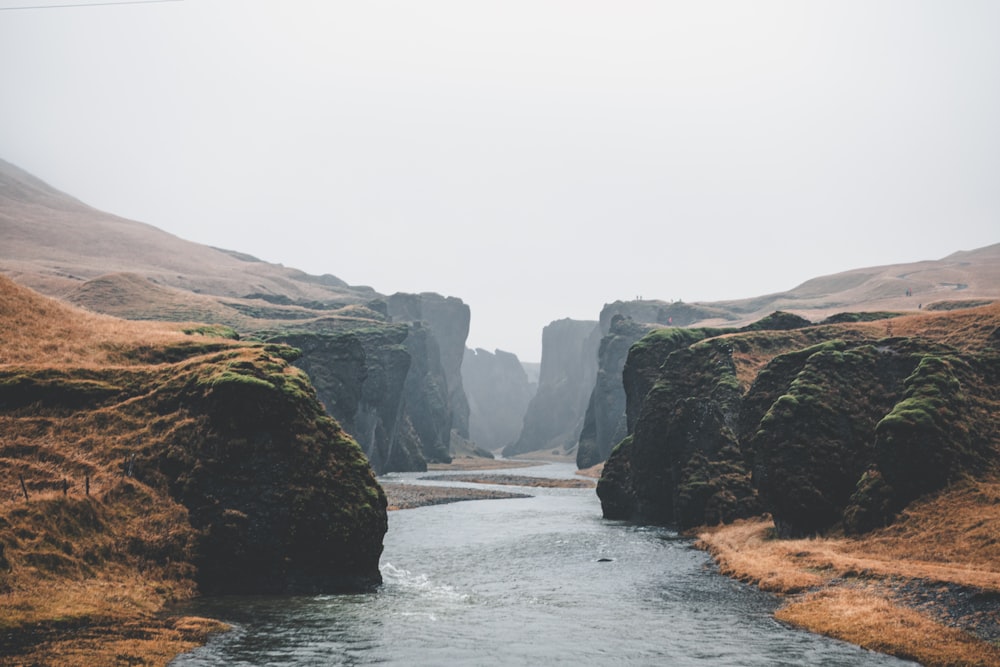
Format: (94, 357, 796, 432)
(2, 1, 998, 361)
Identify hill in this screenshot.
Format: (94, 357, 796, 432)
(702, 243, 1000, 324)
(0, 158, 373, 307)
(0, 276, 387, 665)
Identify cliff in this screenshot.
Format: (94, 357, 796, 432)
(598, 305, 1000, 536)
(264, 327, 427, 474)
(387, 292, 472, 443)
(577, 304, 814, 469)
(462, 348, 536, 452)
(504, 319, 600, 457)
(0, 277, 387, 612)
(576, 301, 679, 469)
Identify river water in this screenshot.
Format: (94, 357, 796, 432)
(171, 463, 915, 666)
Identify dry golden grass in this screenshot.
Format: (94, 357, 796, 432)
(0, 277, 242, 663)
(697, 474, 1000, 666)
(778, 587, 1000, 667)
(0, 276, 193, 366)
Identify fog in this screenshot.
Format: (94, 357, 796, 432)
(2, 0, 998, 361)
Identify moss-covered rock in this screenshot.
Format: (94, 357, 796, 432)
(0, 288, 388, 598)
(598, 307, 1000, 537)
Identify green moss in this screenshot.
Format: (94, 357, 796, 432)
(608, 434, 633, 458)
(877, 356, 962, 430)
(873, 354, 977, 506)
(263, 343, 302, 363)
(820, 312, 906, 324)
(198, 370, 276, 392)
(183, 324, 240, 340)
(631, 327, 731, 354)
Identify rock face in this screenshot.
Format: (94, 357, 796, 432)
(576, 302, 674, 469)
(387, 293, 472, 463)
(598, 307, 1000, 536)
(155, 344, 388, 593)
(577, 304, 815, 469)
(462, 347, 536, 452)
(504, 319, 600, 457)
(268, 327, 425, 474)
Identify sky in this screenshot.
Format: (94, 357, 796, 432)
(1, 1, 998, 362)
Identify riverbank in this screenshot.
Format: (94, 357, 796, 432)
(419, 473, 595, 488)
(0, 578, 227, 667)
(382, 483, 531, 511)
(696, 476, 1000, 667)
(380, 457, 593, 512)
(427, 457, 544, 471)
(384, 458, 594, 510)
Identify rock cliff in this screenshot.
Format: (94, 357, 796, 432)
(266, 326, 425, 474)
(577, 304, 814, 469)
(504, 318, 600, 457)
(387, 292, 472, 442)
(576, 301, 676, 469)
(598, 306, 1000, 536)
(462, 348, 536, 452)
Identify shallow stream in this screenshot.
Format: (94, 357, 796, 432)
(171, 462, 915, 666)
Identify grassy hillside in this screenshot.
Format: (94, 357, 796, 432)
(0, 276, 386, 665)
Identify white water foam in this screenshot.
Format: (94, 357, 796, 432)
(380, 562, 470, 603)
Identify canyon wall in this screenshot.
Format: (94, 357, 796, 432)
(503, 318, 600, 457)
(462, 347, 536, 452)
(597, 307, 1000, 536)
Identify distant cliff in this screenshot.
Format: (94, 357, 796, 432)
(504, 318, 600, 457)
(462, 348, 536, 452)
(598, 306, 1000, 536)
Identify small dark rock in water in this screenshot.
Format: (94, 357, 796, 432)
(597, 557, 614, 562)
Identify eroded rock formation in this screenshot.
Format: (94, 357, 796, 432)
(268, 326, 425, 474)
(504, 318, 600, 457)
(598, 307, 1000, 536)
(462, 347, 536, 452)
(387, 293, 472, 464)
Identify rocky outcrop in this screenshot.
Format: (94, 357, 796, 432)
(387, 292, 471, 461)
(395, 323, 453, 464)
(578, 304, 814, 469)
(752, 337, 994, 536)
(504, 319, 600, 457)
(153, 344, 388, 593)
(267, 326, 425, 474)
(577, 301, 683, 469)
(462, 347, 536, 452)
(0, 276, 387, 596)
(597, 327, 749, 525)
(225, 291, 471, 473)
(598, 307, 1000, 536)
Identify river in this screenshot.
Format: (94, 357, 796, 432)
(170, 462, 915, 666)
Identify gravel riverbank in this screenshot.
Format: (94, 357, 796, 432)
(382, 483, 531, 511)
